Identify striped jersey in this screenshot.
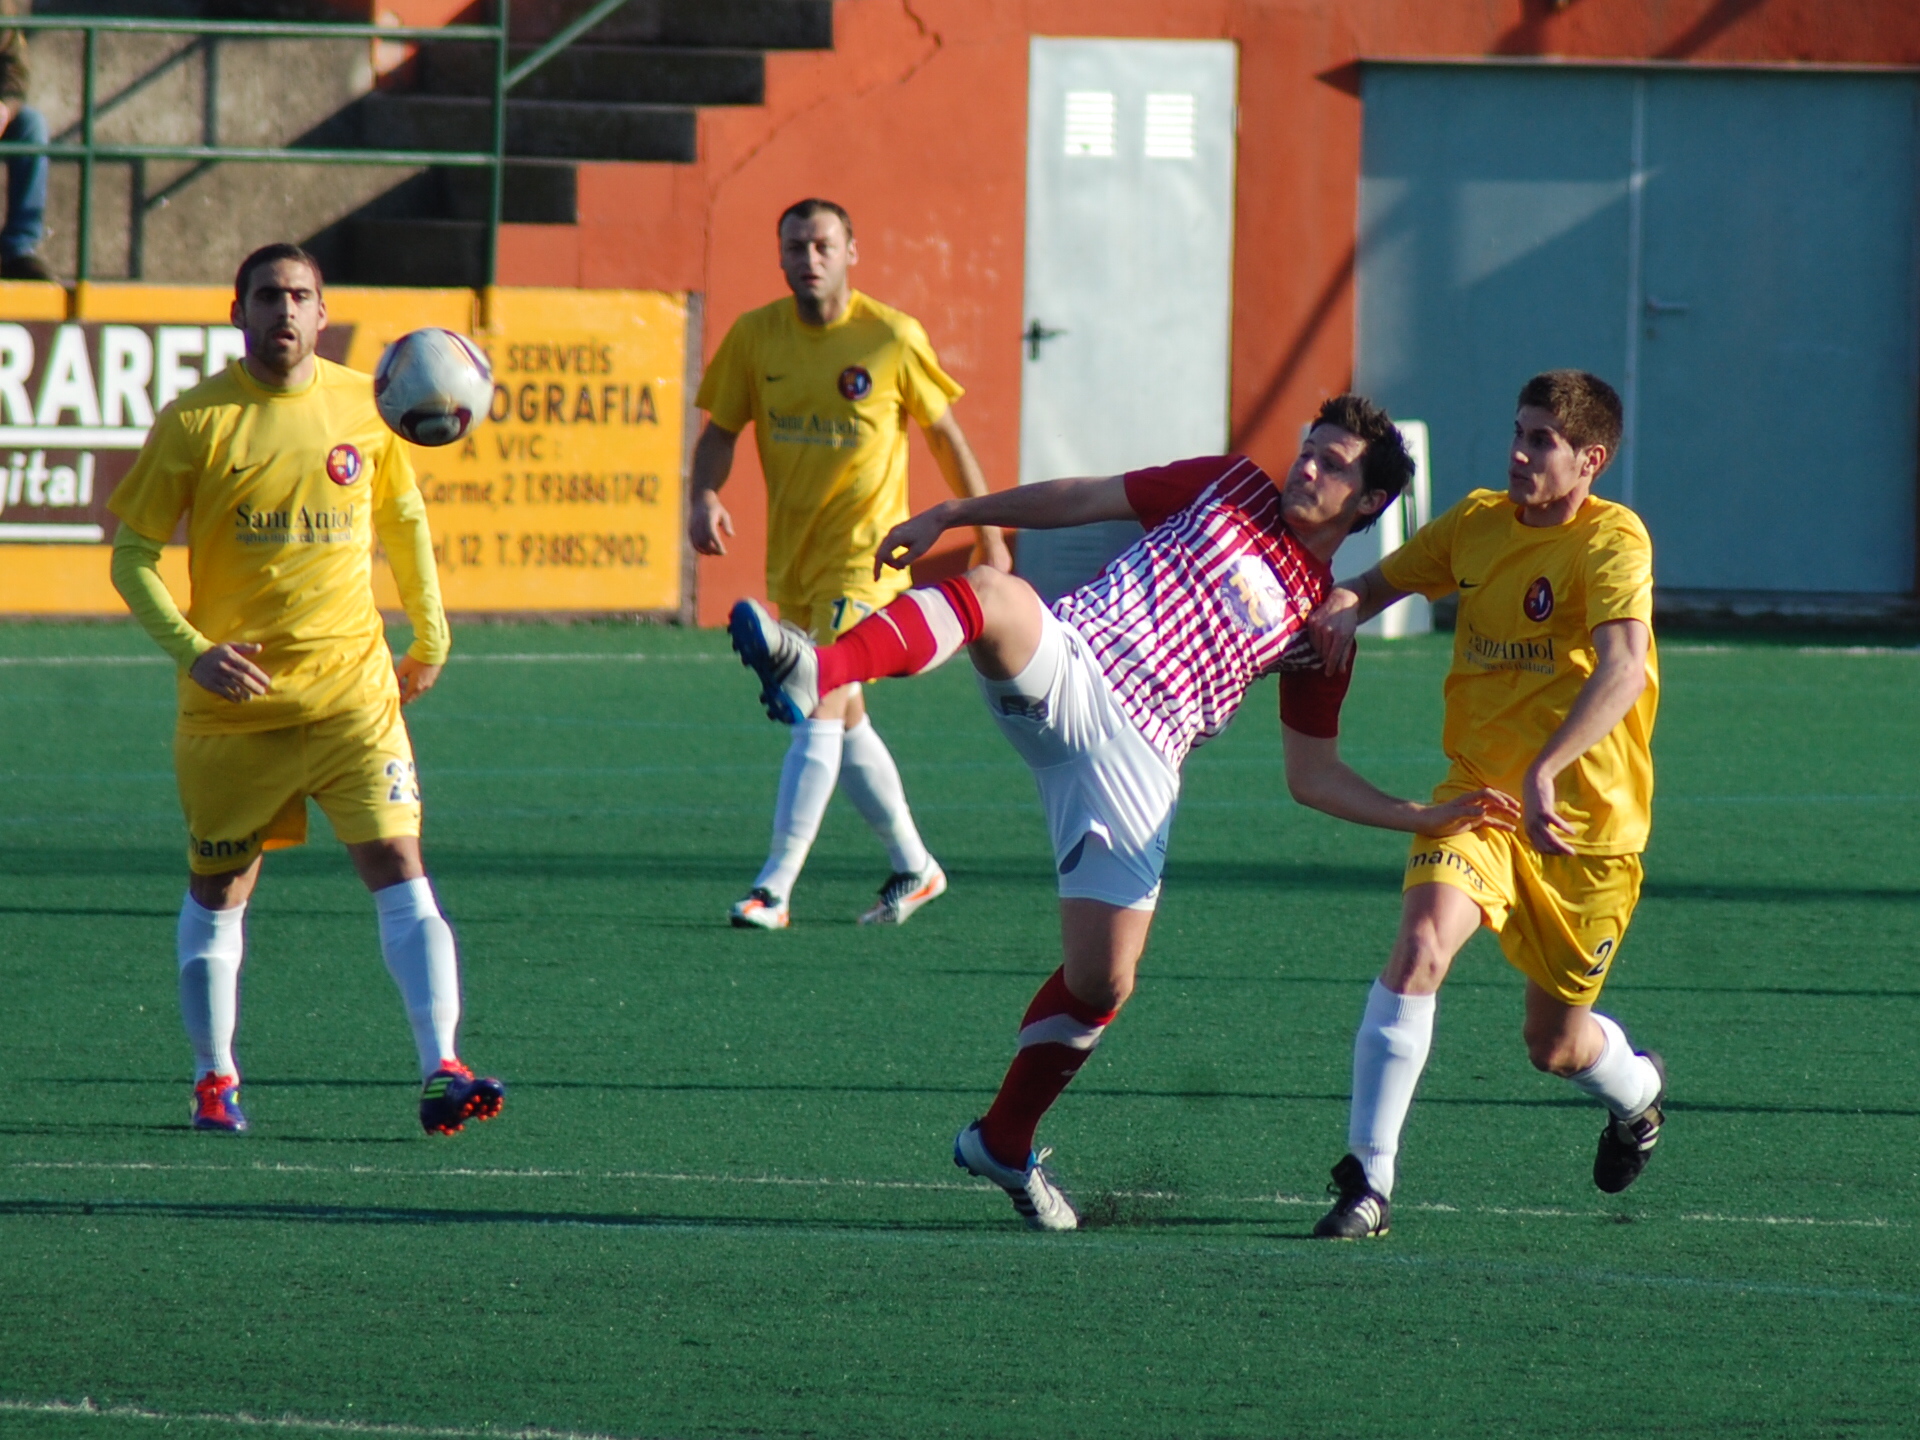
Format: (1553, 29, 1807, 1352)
(1052, 455, 1349, 768)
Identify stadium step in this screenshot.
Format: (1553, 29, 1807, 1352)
(506, 0, 834, 51)
(322, 165, 578, 227)
(419, 44, 766, 108)
(344, 93, 698, 164)
(342, 219, 491, 288)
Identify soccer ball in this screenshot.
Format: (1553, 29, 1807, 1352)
(373, 328, 494, 447)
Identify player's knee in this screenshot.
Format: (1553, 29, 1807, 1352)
(963, 564, 1032, 615)
(1385, 928, 1453, 991)
(189, 861, 258, 909)
(1523, 1028, 1584, 1076)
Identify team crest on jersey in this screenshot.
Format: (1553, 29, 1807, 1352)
(1524, 576, 1554, 622)
(1222, 555, 1289, 634)
(837, 366, 873, 401)
(326, 444, 363, 486)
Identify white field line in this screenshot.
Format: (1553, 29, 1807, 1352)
(0, 1398, 641, 1440)
(7, 1159, 1902, 1230)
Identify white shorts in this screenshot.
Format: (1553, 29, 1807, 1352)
(978, 609, 1180, 910)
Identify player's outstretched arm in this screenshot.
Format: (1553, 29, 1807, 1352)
(873, 474, 1133, 576)
(688, 422, 739, 557)
(1308, 567, 1409, 676)
(1282, 726, 1520, 835)
(1520, 618, 1650, 855)
(921, 409, 1011, 572)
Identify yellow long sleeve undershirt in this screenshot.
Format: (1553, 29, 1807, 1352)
(111, 491, 450, 671)
(375, 486, 451, 666)
(110, 524, 210, 670)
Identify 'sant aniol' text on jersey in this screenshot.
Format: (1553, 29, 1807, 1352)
(1051, 455, 1350, 768)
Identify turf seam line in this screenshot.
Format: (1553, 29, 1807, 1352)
(0, 1398, 652, 1440)
(12, 1204, 1914, 1306)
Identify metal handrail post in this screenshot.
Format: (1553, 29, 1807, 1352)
(485, 0, 509, 291)
(77, 26, 96, 283)
(503, 0, 627, 92)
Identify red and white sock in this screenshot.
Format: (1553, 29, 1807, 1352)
(977, 968, 1118, 1168)
(815, 578, 985, 695)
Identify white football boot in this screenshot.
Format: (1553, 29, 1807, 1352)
(857, 860, 948, 926)
(728, 599, 821, 724)
(728, 887, 790, 930)
(954, 1121, 1079, 1231)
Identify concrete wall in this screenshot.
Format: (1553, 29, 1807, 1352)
(480, 0, 1920, 624)
(26, 28, 408, 282)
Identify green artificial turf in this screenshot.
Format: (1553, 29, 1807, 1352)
(1, 621, 1916, 1439)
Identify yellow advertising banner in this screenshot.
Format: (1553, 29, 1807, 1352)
(0, 284, 689, 616)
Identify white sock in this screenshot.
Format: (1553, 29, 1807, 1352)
(1565, 1012, 1660, 1118)
(177, 895, 245, 1079)
(754, 718, 844, 899)
(1347, 980, 1437, 1198)
(837, 718, 931, 875)
(374, 877, 461, 1079)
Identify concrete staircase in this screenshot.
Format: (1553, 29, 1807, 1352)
(309, 0, 835, 285)
(23, 0, 832, 285)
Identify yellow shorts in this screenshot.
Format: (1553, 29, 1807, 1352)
(776, 590, 895, 644)
(1404, 827, 1643, 1005)
(175, 699, 421, 875)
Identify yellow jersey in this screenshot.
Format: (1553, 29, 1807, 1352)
(695, 291, 963, 607)
(108, 358, 447, 736)
(1381, 489, 1658, 856)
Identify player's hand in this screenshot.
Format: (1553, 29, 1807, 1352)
(971, 525, 1013, 573)
(1308, 587, 1364, 675)
(189, 642, 271, 703)
(1418, 787, 1520, 837)
(395, 655, 442, 706)
(688, 490, 733, 556)
(1521, 765, 1578, 855)
(873, 505, 952, 578)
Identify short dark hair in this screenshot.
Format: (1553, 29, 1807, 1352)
(234, 243, 324, 304)
(1517, 370, 1622, 471)
(776, 198, 854, 239)
(1311, 393, 1415, 534)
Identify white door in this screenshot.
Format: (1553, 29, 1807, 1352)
(1017, 37, 1239, 601)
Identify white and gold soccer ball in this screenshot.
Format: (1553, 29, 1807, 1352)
(373, 328, 494, 447)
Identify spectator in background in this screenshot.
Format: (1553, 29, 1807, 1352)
(1, 0, 54, 282)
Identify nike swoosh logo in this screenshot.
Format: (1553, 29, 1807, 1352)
(1459, 580, 1478, 588)
(764, 374, 785, 382)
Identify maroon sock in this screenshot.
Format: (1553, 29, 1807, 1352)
(977, 967, 1118, 1168)
(815, 578, 985, 694)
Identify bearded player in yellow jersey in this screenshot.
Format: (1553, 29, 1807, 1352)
(1305, 370, 1664, 1237)
(690, 198, 1011, 929)
(107, 243, 504, 1138)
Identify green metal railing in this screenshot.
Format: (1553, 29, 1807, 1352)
(0, 0, 631, 286)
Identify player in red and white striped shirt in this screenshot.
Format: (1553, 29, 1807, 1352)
(728, 394, 1520, 1230)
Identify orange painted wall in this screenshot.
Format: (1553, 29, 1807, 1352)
(494, 0, 1920, 625)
